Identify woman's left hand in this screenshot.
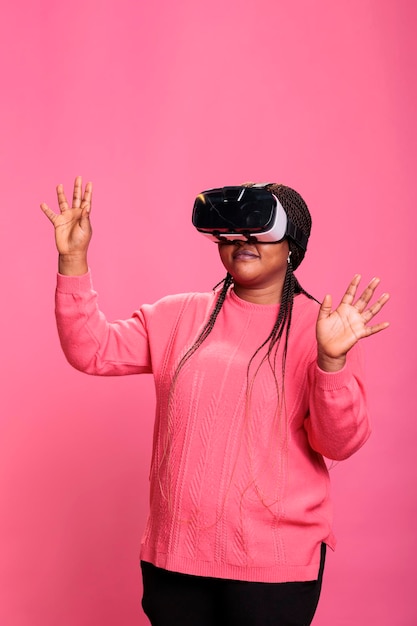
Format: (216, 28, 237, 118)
(316, 275, 390, 372)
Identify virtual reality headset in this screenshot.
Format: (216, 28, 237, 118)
(192, 184, 308, 251)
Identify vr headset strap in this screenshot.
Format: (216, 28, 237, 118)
(286, 221, 308, 251)
(253, 184, 308, 251)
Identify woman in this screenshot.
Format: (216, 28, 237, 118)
(41, 177, 389, 626)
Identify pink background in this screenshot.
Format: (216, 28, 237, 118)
(1, 1, 415, 624)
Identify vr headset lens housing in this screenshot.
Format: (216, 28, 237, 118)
(192, 186, 308, 250)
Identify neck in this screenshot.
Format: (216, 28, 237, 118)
(232, 283, 283, 304)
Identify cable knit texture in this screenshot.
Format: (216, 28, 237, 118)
(55, 271, 371, 583)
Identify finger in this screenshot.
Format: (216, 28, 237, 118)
(363, 321, 390, 337)
(72, 175, 83, 209)
(340, 274, 361, 306)
(353, 277, 381, 313)
(362, 292, 390, 323)
(40, 202, 58, 224)
(80, 181, 93, 214)
(317, 293, 333, 321)
(56, 183, 69, 213)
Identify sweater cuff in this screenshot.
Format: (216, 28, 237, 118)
(56, 269, 93, 294)
(314, 361, 353, 391)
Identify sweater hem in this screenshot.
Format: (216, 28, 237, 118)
(139, 545, 330, 583)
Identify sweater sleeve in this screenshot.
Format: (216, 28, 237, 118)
(55, 271, 152, 376)
(304, 344, 371, 461)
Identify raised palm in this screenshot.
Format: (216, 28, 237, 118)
(316, 275, 390, 364)
(41, 176, 92, 256)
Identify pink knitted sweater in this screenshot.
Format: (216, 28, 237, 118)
(55, 271, 370, 583)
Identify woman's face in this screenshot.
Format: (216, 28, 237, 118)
(217, 238, 290, 303)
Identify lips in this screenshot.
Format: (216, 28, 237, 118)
(233, 248, 260, 260)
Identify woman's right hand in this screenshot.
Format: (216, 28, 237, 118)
(41, 176, 92, 275)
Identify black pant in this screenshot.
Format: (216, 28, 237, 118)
(141, 544, 326, 626)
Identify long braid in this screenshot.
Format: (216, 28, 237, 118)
(243, 259, 296, 400)
(254, 260, 317, 373)
(241, 183, 316, 381)
(262, 184, 317, 378)
(171, 273, 233, 384)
